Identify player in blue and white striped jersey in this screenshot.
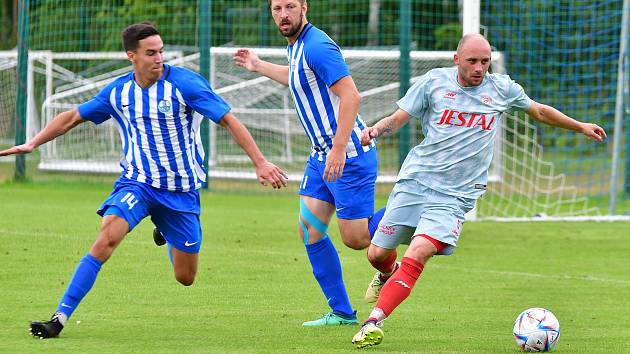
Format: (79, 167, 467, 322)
(234, 0, 385, 327)
(0, 22, 288, 339)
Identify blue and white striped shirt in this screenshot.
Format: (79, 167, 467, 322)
(287, 23, 374, 160)
(78, 64, 230, 192)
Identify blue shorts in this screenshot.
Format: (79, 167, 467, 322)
(299, 148, 377, 220)
(371, 179, 476, 255)
(98, 179, 202, 253)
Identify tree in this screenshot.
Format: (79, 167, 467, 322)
(0, 0, 17, 49)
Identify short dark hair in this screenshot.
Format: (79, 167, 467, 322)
(122, 22, 160, 52)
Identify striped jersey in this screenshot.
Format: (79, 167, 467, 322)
(287, 23, 374, 160)
(397, 67, 532, 199)
(78, 64, 230, 192)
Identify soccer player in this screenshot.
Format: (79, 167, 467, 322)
(233, 0, 385, 326)
(0, 22, 288, 339)
(351, 34, 606, 348)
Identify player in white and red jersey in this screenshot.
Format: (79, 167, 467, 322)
(352, 34, 606, 348)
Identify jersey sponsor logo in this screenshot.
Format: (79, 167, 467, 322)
(157, 99, 171, 113)
(443, 91, 457, 99)
(437, 109, 496, 131)
(378, 224, 396, 236)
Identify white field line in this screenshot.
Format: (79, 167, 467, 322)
(430, 264, 630, 285)
(3, 228, 629, 285)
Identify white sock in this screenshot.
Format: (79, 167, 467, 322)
(54, 312, 68, 326)
(368, 307, 387, 324)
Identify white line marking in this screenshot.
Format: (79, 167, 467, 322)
(431, 264, 630, 285)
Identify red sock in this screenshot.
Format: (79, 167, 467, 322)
(373, 257, 424, 317)
(369, 249, 397, 279)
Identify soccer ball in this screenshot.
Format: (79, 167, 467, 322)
(513, 308, 560, 352)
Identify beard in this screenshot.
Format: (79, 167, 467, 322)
(278, 13, 304, 38)
(459, 70, 484, 87)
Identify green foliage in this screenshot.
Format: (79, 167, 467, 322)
(28, 0, 198, 52)
(0, 0, 17, 49)
(14, 0, 461, 51)
(434, 22, 461, 50)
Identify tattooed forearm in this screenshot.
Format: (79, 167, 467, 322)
(376, 116, 399, 138)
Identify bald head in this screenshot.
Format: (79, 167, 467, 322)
(456, 34, 491, 55)
(454, 34, 492, 87)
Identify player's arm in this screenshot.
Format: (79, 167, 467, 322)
(360, 108, 411, 146)
(526, 101, 606, 142)
(322, 76, 361, 182)
(0, 109, 85, 156)
(219, 112, 288, 189)
(233, 49, 289, 86)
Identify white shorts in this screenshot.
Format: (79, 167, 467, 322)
(371, 179, 476, 255)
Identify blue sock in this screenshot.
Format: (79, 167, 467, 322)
(56, 253, 103, 319)
(305, 237, 354, 317)
(368, 207, 386, 238)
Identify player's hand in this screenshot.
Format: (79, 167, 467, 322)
(0, 143, 35, 157)
(256, 160, 288, 189)
(579, 123, 606, 142)
(360, 126, 379, 146)
(233, 49, 260, 73)
(323, 145, 346, 182)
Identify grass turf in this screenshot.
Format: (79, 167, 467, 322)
(0, 181, 629, 353)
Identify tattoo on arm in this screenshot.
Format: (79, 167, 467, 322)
(378, 116, 398, 138)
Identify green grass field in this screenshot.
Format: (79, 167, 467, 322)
(1, 180, 629, 353)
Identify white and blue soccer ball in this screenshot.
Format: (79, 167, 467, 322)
(513, 307, 560, 352)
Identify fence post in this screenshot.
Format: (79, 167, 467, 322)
(15, 0, 29, 181)
(625, 2, 630, 195)
(398, 0, 411, 168)
(198, 0, 212, 189)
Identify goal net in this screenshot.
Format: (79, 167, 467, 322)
(27, 47, 621, 220)
(35, 48, 466, 181)
(0, 51, 17, 149)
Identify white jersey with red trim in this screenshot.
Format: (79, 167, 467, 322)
(396, 67, 532, 199)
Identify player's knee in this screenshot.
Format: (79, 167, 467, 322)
(173, 261, 197, 286)
(177, 277, 194, 286)
(91, 233, 119, 261)
(407, 240, 437, 263)
(175, 270, 196, 286)
(298, 199, 330, 245)
(367, 245, 391, 264)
